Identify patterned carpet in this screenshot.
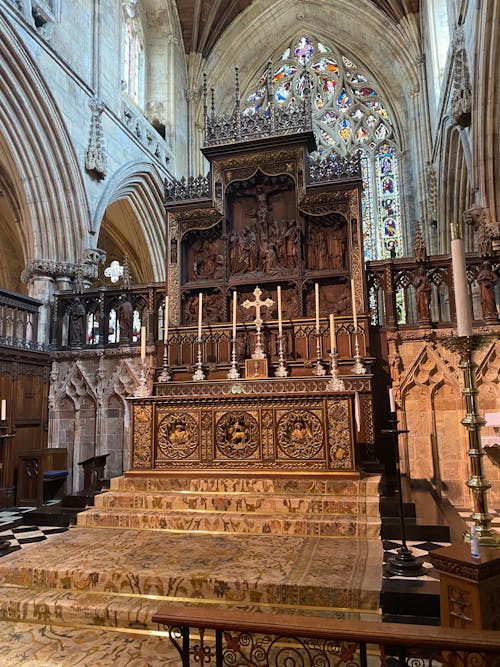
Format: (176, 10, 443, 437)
(0, 475, 383, 666)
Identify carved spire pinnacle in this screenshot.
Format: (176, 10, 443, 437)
(413, 221, 427, 263)
(202, 73, 208, 134)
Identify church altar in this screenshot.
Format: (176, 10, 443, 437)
(129, 375, 372, 476)
(127, 108, 374, 478)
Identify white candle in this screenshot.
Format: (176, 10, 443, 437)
(140, 326, 146, 359)
(389, 388, 396, 413)
(450, 223, 473, 337)
(232, 291, 237, 340)
(329, 313, 336, 352)
(0, 400, 6, 421)
(277, 286, 283, 337)
(351, 279, 358, 331)
(198, 292, 203, 339)
(315, 283, 320, 332)
(164, 296, 169, 343)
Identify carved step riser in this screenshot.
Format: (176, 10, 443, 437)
(0, 587, 161, 632)
(110, 476, 379, 497)
(94, 493, 379, 517)
(77, 511, 380, 538)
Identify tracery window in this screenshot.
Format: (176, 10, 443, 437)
(244, 36, 402, 260)
(121, 0, 145, 108)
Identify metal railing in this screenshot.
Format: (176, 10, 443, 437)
(152, 604, 500, 666)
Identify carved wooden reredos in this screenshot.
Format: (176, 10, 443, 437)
(167, 133, 364, 328)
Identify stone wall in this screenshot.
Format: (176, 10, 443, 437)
(388, 327, 500, 508)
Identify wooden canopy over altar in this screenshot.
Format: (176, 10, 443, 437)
(129, 121, 374, 477)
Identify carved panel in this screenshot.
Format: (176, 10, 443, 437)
(131, 390, 357, 473)
(276, 409, 324, 459)
(132, 404, 153, 469)
(157, 412, 198, 460)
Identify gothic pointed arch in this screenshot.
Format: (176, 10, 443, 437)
(0, 9, 90, 267)
(197, 2, 423, 260)
(93, 162, 166, 283)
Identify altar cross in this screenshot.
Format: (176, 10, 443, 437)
(243, 287, 274, 328)
(243, 287, 274, 359)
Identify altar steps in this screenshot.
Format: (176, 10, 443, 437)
(76, 474, 381, 538)
(0, 474, 382, 665)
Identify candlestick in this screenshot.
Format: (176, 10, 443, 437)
(277, 286, 283, 337)
(450, 223, 473, 337)
(134, 358, 150, 397)
(350, 279, 358, 331)
(0, 399, 5, 421)
(382, 414, 426, 577)
(164, 296, 169, 343)
(232, 291, 237, 340)
(315, 283, 320, 332)
(389, 388, 396, 413)
(326, 350, 344, 391)
(140, 326, 146, 359)
(197, 292, 203, 339)
(329, 313, 336, 352)
(158, 295, 171, 383)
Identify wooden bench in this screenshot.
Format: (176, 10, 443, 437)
(17, 448, 68, 507)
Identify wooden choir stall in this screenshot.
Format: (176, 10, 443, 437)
(128, 123, 375, 478)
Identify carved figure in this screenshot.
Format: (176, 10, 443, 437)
(414, 266, 431, 321)
(118, 294, 133, 342)
(70, 297, 86, 347)
(477, 260, 498, 319)
(329, 231, 346, 269)
(262, 242, 280, 274)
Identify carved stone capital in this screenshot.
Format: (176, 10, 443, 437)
(184, 88, 201, 104)
(21, 259, 76, 284)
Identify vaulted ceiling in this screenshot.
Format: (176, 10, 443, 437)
(174, 0, 420, 57)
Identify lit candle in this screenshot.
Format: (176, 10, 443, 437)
(389, 388, 396, 413)
(0, 400, 6, 421)
(329, 313, 336, 352)
(277, 286, 283, 337)
(140, 326, 146, 359)
(232, 291, 237, 340)
(350, 279, 358, 331)
(315, 283, 320, 332)
(197, 292, 203, 340)
(450, 223, 473, 337)
(164, 296, 169, 343)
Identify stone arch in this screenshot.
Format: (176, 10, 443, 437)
(430, 378, 468, 503)
(437, 123, 474, 251)
(195, 1, 423, 250)
(103, 359, 141, 478)
(399, 344, 462, 485)
(0, 9, 90, 269)
(93, 162, 166, 282)
(51, 362, 97, 492)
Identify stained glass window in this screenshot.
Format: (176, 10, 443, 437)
(244, 36, 402, 260)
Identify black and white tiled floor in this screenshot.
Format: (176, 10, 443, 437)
(382, 539, 451, 581)
(0, 505, 69, 555)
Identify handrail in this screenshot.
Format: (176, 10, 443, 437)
(152, 604, 500, 652)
